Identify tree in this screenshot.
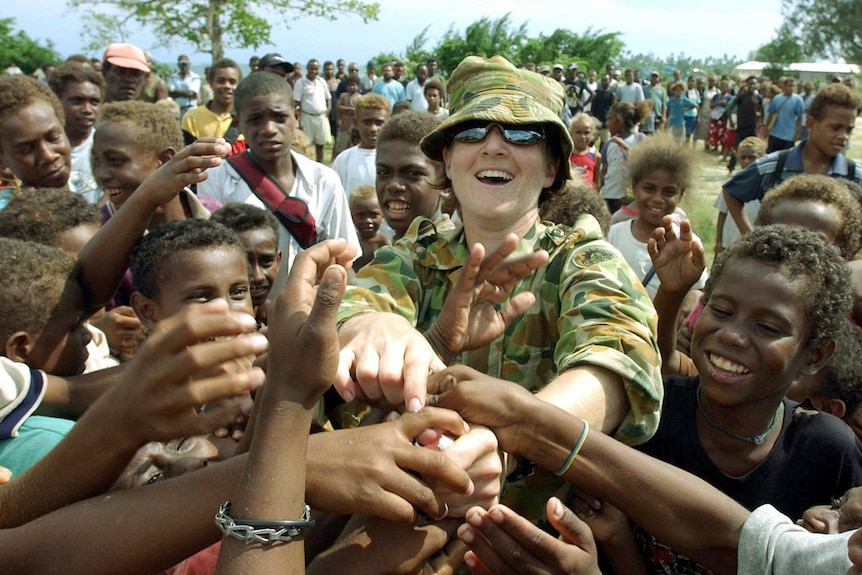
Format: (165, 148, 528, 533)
(371, 26, 435, 82)
(433, 14, 529, 75)
(753, 22, 809, 65)
(782, 0, 862, 64)
(68, 0, 381, 62)
(517, 27, 623, 73)
(0, 18, 62, 74)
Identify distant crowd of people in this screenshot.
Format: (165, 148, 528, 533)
(2, 39, 862, 575)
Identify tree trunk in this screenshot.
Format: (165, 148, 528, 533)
(207, 0, 224, 63)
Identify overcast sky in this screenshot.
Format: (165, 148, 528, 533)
(5, 0, 785, 67)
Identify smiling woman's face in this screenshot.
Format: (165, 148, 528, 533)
(442, 123, 556, 232)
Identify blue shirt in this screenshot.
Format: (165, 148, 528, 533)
(667, 96, 697, 126)
(725, 142, 862, 204)
(767, 93, 805, 141)
(371, 79, 406, 110)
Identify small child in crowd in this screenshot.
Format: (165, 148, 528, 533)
(333, 73, 360, 160)
(332, 93, 390, 197)
(606, 133, 706, 300)
(568, 112, 602, 189)
(424, 77, 448, 121)
(787, 321, 862, 441)
(714, 136, 766, 253)
(129, 218, 255, 330)
(47, 61, 103, 203)
(666, 80, 698, 144)
(600, 101, 647, 214)
(348, 185, 389, 270)
(93, 100, 219, 224)
(211, 203, 283, 326)
(0, 188, 134, 368)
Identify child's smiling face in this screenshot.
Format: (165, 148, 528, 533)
(692, 258, 829, 411)
(92, 121, 161, 210)
(633, 169, 683, 228)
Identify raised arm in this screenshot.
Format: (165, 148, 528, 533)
(647, 217, 706, 375)
(216, 239, 354, 575)
(75, 138, 231, 316)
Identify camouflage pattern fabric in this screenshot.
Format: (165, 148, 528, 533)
(338, 213, 662, 438)
(419, 55, 573, 178)
(337, 213, 662, 522)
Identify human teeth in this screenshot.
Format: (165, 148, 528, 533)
(709, 353, 749, 374)
(477, 170, 513, 181)
(387, 200, 410, 213)
(106, 188, 123, 196)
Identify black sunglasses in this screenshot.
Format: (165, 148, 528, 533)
(452, 123, 545, 146)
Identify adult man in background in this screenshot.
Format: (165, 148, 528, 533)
(168, 55, 201, 118)
(102, 42, 149, 103)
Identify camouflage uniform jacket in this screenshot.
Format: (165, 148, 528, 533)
(338, 213, 663, 445)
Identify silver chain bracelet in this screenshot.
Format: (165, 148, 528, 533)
(215, 501, 315, 545)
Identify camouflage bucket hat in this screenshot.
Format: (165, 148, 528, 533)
(420, 55, 573, 178)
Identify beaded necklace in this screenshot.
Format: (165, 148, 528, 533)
(696, 385, 784, 445)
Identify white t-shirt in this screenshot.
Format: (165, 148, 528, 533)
(332, 145, 376, 197)
(405, 78, 428, 111)
(606, 220, 707, 300)
(68, 132, 100, 204)
(294, 76, 331, 115)
(198, 150, 361, 295)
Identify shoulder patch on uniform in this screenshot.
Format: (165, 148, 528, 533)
(573, 246, 617, 268)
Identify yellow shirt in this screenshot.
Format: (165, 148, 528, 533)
(181, 104, 233, 140)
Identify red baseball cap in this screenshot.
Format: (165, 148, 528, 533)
(103, 43, 150, 73)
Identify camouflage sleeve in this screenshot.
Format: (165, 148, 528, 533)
(336, 239, 425, 327)
(554, 237, 663, 445)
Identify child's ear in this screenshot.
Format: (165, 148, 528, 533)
(5, 331, 35, 364)
(799, 339, 837, 376)
(814, 395, 848, 420)
(158, 148, 178, 165)
(131, 292, 160, 332)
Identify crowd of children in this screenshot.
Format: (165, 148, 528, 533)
(2, 45, 862, 575)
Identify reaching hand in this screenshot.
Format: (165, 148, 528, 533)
(426, 365, 537, 457)
(307, 407, 474, 523)
(134, 138, 231, 208)
(90, 306, 144, 359)
(105, 299, 267, 448)
(799, 487, 862, 534)
(425, 235, 548, 363)
(420, 424, 502, 517)
(647, 216, 705, 294)
(335, 312, 446, 413)
(267, 239, 356, 407)
(458, 498, 602, 575)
